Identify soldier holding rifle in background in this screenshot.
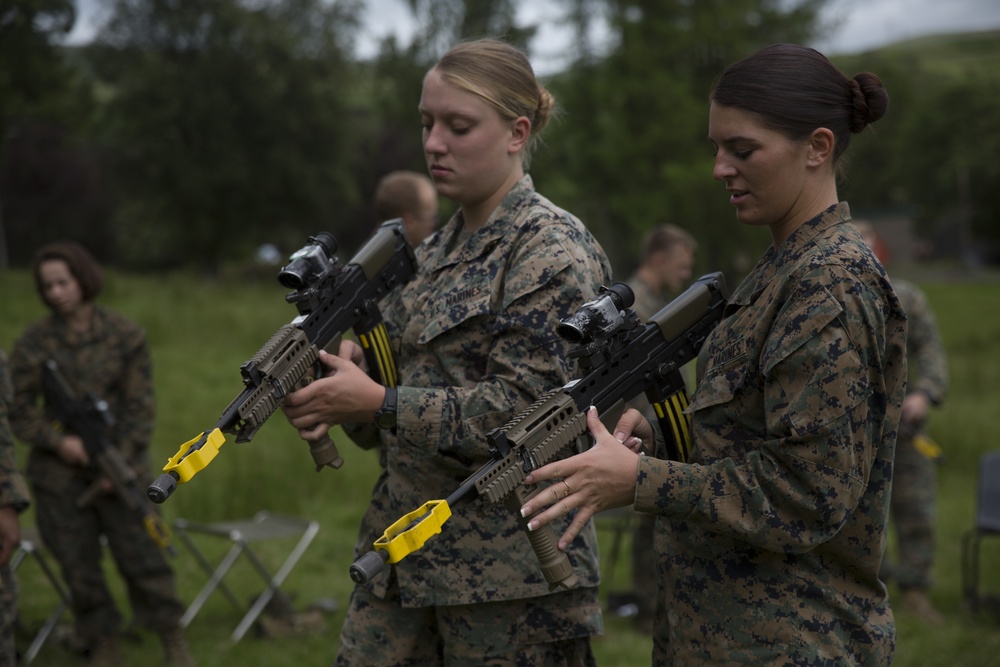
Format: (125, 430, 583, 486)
(855, 218, 949, 625)
(9, 242, 194, 667)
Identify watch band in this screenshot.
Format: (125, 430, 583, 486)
(374, 386, 398, 430)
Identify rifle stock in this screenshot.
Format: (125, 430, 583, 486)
(148, 220, 417, 503)
(350, 272, 729, 587)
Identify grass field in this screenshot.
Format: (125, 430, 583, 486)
(2, 266, 1000, 666)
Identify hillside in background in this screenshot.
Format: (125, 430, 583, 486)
(833, 28, 1000, 79)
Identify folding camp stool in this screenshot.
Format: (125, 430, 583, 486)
(11, 527, 71, 664)
(173, 510, 319, 642)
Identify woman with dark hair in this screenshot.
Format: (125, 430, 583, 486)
(9, 242, 194, 667)
(519, 44, 906, 666)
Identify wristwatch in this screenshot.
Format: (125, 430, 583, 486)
(374, 387, 398, 430)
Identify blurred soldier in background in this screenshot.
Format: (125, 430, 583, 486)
(855, 219, 949, 625)
(614, 224, 697, 633)
(9, 242, 195, 667)
(373, 170, 440, 247)
(626, 225, 696, 320)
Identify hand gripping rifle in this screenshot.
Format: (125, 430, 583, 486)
(42, 359, 176, 556)
(349, 272, 729, 588)
(147, 219, 417, 504)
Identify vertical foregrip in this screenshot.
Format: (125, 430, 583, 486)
(505, 486, 579, 591)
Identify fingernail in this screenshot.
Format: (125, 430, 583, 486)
(614, 431, 626, 443)
(523, 474, 533, 484)
(527, 520, 537, 532)
(520, 507, 530, 518)
(627, 437, 642, 449)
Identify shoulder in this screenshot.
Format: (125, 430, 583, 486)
(513, 194, 609, 269)
(96, 308, 148, 348)
(12, 317, 56, 353)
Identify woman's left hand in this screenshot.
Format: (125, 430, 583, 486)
(282, 349, 385, 438)
(519, 406, 643, 550)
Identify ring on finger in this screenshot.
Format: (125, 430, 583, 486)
(562, 479, 572, 498)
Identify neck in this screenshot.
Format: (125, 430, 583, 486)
(64, 302, 96, 333)
(460, 168, 524, 231)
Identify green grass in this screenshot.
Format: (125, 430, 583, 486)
(3, 268, 1000, 666)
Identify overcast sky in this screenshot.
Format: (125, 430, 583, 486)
(67, 0, 1000, 75)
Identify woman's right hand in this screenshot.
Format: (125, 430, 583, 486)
(58, 435, 90, 467)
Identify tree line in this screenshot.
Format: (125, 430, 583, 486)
(2, 0, 997, 278)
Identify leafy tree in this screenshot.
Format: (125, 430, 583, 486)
(87, 0, 365, 270)
(836, 34, 1000, 262)
(0, 0, 76, 136)
(537, 0, 831, 278)
(0, 0, 105, 268)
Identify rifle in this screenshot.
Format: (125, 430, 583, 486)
(147, 219, 418, 504)
(42, 359, 175, 556)
(349, 272, 729, 588)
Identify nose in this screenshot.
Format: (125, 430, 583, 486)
(713, 153, 735, 181)
(423, 125, 445, 156)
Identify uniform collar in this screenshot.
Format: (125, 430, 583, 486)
(728, 201, 852, 307)
(421, 175, 536, 272)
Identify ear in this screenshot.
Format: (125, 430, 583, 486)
(507, 116, 531, 155)
(806, 128, 835, 167)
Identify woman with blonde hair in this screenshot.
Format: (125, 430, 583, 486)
(283, 38, 611, 666)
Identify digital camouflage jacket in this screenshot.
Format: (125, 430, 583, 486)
(9, 307, 155, 494)
(635, 203, 907, 666)
(347, 175, 612, 607)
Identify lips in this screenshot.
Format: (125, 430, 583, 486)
(428, 164, 450, 178)
(727, 189, 749, 205)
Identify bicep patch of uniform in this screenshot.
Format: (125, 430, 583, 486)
(763, 286, 872, 435)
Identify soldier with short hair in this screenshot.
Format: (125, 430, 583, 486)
(373, 170, 440, 247)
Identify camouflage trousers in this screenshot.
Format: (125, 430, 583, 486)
(883, 434, 938, 590)
(334, 579, 602, 667)
(32, 482, 185, 644)
(0, 564, 16, 667)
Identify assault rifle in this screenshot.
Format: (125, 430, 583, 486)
(350, 272, 728, 588)
(42, 359, 175, 555)
(147, 219, 418, 503)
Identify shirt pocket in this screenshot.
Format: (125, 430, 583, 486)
(687, 356, 749, 414)
(416, 278, 493, 345)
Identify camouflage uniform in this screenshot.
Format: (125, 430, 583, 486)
(337, 176, 611, 666)
(884, 279, 947, 591)
(8, 307, 186, 647)
(0, 352, 31, 667)
(635, 203, 907, 666)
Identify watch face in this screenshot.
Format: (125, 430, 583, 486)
(376, 411, 396, 429)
